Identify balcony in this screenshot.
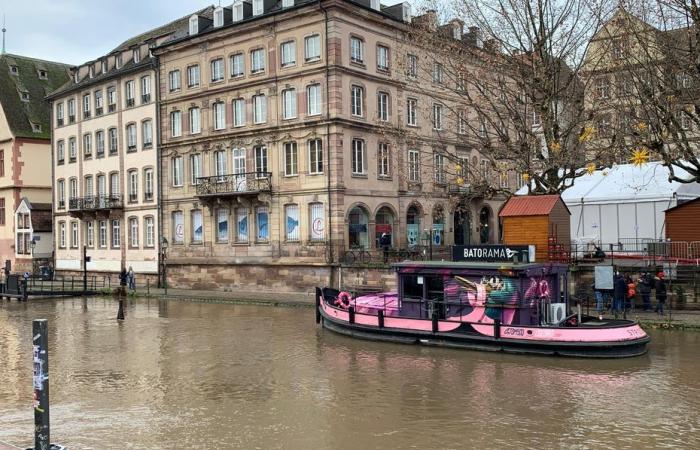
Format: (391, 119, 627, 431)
(68, 195, 123, 217)
(196, 172, 272, 199)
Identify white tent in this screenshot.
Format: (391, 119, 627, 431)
(518, 162, 700, 243)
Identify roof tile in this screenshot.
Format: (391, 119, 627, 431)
(499, 195, 563, 217)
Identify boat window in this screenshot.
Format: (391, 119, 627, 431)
(426, 276, 445, 301)
(402, 275, 424, 299)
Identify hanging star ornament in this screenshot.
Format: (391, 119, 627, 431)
(630, 148, 650, 167)
(586, 163, 596, 175)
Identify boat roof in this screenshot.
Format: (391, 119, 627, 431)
(392, 261, 567, 270)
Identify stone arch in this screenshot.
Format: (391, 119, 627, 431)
(347, 203, 371, 249)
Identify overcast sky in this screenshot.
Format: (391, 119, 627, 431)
(3, 0, 404, 66)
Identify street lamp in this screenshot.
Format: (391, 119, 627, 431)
(30, 238, 36, 279)
(161, 237, 168, 295)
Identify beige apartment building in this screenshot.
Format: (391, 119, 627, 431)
(154, 0, 507, 292)
(0, 53, 70, 273)
(46, 14, 198, 278)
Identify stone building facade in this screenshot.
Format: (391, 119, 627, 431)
(154, 0, 509, 292)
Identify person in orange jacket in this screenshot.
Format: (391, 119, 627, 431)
(626, 275, 636, 310)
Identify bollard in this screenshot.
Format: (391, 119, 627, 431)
(32, 319, 50, 450)
(432, 310, 438, 333)
(314, 287, 321, 324)
(117, 287, 125, 320)
(494, 319, 501, 339)
(348, 306, 355, 324)
(378, 309, 384, 328)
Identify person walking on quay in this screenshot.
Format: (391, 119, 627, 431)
(379, 232, 391, 264)
(654, 271, 667, 316)
(637, 272, 653, 311)
(592, 282, 606, 318)
(127, 266, 136, 291)
(626, 275, 636, 311)
(613, 272, 627, 317)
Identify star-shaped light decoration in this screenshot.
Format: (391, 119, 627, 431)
(635, 121, 648, 132)
(522, 173, 530, 183)
(456, 176, 465, 186)
(578, 126, 595, 143)
(586, 163, 596, 175)
(550, 141, 561, 153)
(629, 147, 650, 167)
(455, 163, 462, 173)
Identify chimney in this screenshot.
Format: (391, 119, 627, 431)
(464, 26, 482, 48)
(449, 19, 463, 40)
(484, 38, 500, 53)
(412, 10, 438, 31)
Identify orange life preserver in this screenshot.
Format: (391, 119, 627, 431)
(336, 291, 352, 309)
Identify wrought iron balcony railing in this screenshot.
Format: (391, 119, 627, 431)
(68, 195, 123, 212)
(196, 172, 272, 197)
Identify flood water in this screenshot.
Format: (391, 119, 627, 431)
(0, 298, 698, 449)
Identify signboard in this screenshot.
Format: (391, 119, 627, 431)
(452, 245, 531, 263)
(594, 265, 614, 290)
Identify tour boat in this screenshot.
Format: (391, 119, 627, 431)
(316, 262, 650, 358)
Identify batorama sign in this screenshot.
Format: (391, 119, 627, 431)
(452, 245, 534, 263)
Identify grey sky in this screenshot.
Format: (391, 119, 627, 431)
(3, 0, 404, 66)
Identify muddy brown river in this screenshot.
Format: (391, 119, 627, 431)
(0, 298, 698, 449)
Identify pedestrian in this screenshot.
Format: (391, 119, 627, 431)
(127, 266, 136, 291)
(613, 271, 627, 316)
(637, 272, 653, 311)
(379, 232, 391, 264)
(592, 282, 605, 318)
(654, 271, 667, 316)
(626, 275, 636, 310)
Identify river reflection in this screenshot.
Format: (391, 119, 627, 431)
(0, 298, 698, 449)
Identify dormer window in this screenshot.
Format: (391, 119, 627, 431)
(189, 15, 199, 35)
(116, 54, 122, 70)
(233, 1, 243, 21)
(31, 123, 41, 133)
(253, 0, 263, 16)
(38, 70, 48, 79)
(89, 66, 94, 78)
(74, 72, 79, 83)
(133, 49, 140, 63)
(9, 65, 18, 75)
(282, 0, 294, 7)
(20, 91, 29, 102)
(370, 0, 380, 11)
(101, 59, 107, 73)
(214, 7, 224, 27)
(453, 25, 461, 40)
(402, 3, 412, 23)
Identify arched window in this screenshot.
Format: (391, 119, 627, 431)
(375, 206, 394, 248)
(479, 206, 492, 244)
(406, 204, 421, 247)
(348, 206, 369, 249)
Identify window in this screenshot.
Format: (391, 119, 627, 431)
(678, 110, 692, 130)
(309, 203, 325, 241)
(57, 179, 65, 209)
(59, 222, 66, 248)
(211, 102, 225, 130)
(351, 85, 364, 116)
(378, 143, 390, 177)
(282, 0, 294, 7)
(351, 139, 365, 175)
(69, 137, 77, 162)
(284, 142, 298, 176)
(217, 209, 229, 242)
(285, 204, 300, 241)
(141, 76, 151, 103)
(95, 90, 103, 115)
(111, 219, 121, 248)
(406, 54, 418, 78)
(251, 48, 266, 74)
(71, 222, 79, 248)
(68, 99, 76, 123)
(377, 45, 389, 71)
(231, 53, 245, 77)
(0, 151, 3, 177)
(407, 97, 417, 126)
(459, 111, 467, 134)
(253, 0, 264, 15)
(125, 80, 135, 107)
(255, 146, 268, 175)
(96, 174, 106, 199)
(350, 37, 364, 64)
(57, 141, 65, 164)
(172, 211, 184, 244)
(596, 77, 610, 99)
(144, 168, 154, 201)
(305, 35, 321, 62)
(211, 58, 224, 82)
(108, 128, 118, 154)
(236, 208, 249, 242)
(190, 153, 202, 184)
(434, 152, 445, 183)
(133, 48, 141, 64)
(84, 175, 93, 196)
(281, 41, 296, 67)
(128, 170, 138, 203)
(214, 150, 228, 179)
(308, 139, 323, 174)
(233, 98, 245, 127)
(377, 91, 389, 121)
(189, 15, 199, 35)
(408, 149, 420, 182)
(69, 178, 78, 200)
(187, 107, 201, 134)
(110, 172, 120, 196)
(83, 133, 92, 158)
(126, 123, 137, 151)
(433, 63, 444, 84)
(457, 72, 466, 91)
(107, 86, 117, 112)
(83, 93, 91, 119)
(171, 111, 182, 137)
(172, 156, 183, 186)
(282, 88, 297, 119)
(169, 70, 181, 92)
(256, 206, 269, 241)
(116, 55, 123, 70)
(307, 84, 321, 116)
(96, 130, 105, 156)
(56, 103, 64, 126)
(500, 172, 509, 189)
(145, 216, 155, 247)
(253, 94, 267, 123)
(433, 103, 443, 130)
(130, 218, 139, 247)
(214, 7, 224, 27)
(0, 198, 4, 224)
(191, 210, 203, 243)
(86, 221, 94, 248)
(142, 120, 153, 148)
(187, 65, 200, 88)
(480, 121, 488, 138)
(99, 220, 107, 248)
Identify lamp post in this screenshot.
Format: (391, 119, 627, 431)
(30, 238, 36, 282)
(161, 237, 168, 295)
(422, 229, 434, 261)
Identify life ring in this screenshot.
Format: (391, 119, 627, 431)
(336, 292, 352, 309)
